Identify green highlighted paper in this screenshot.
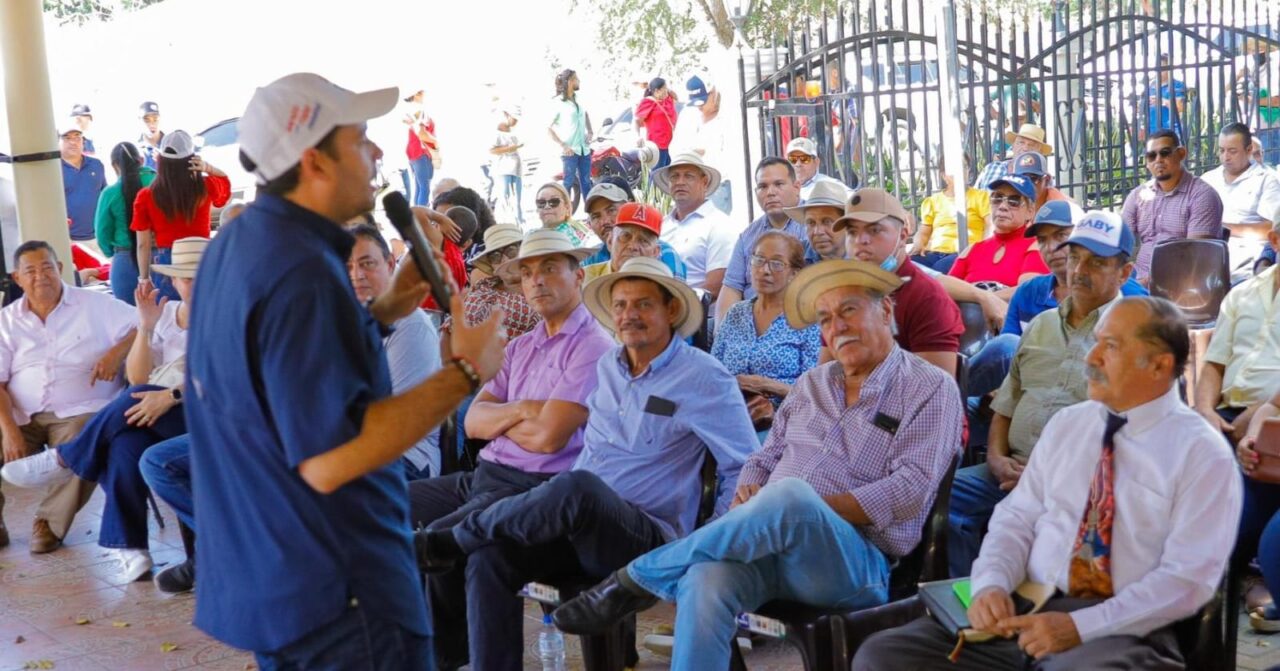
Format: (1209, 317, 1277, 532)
(952, 579, 972, 608)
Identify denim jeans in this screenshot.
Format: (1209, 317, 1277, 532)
(501, 174, 524, 225)
(410, 155, 434, 207)
(1238, 476, 1280, 601)
(57, 384, 185, 549)
(910, 251, 958, 274)
(627, 478, 890, 671)
(150, 247, 179, 301)
(110, 249, 139, 305)
(254, 598, 433, 671)
(561, 152, 592, 208)
(967, 333, 1020, 398)
(139, 434, 193, 530)
(947, 463, 1009, 577)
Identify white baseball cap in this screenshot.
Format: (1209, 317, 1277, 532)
(159, 130, 196, 160)
(238, 73, 398, 183)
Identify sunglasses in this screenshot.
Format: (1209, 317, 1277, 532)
(483, 245, 520, 266)
(1144, 146, 1177, 162)
(787, 155, 815, 165)
(535, 198, 563, 209)
(989, 194, 1026, 208)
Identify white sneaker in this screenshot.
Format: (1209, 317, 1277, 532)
(0, 449, 70, 488)
(114, 548, 153, 583)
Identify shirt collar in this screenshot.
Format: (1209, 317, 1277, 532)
(1147, 168, 1191, 196)
(1112, 385, 1182, 437)
(614, 332, 685, 378)
(530, 301, 591, 346)
(667, 199, 717, 224)
(20, 283, 73, 317)
(254, 194, 356, 259)
(1055, 290, 1123, 325)
(826, 344, 904, 398)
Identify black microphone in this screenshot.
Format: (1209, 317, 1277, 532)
(382, 191, 453, 310)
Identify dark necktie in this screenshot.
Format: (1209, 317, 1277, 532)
(1067, 411, 1127, 598)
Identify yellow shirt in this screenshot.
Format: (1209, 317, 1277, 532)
(583, 261, 613, 281)
(1205, 265, 1280, 408)
(920, 187, 990, 254)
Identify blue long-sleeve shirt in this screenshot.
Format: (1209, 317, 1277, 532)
(575, 336, 758, 541)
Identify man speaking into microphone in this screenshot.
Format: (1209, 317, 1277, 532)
(184, 73, 506, 669)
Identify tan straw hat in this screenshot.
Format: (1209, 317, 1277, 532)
(1004, 123, 1054, 156)
(651, 152, 722, 196)
(583, 257, 703, 338)
(783, 259, 905, 329)
(495, 228, 598, 276)
(783, 180, 850, 222)
(151, 237, 209, 279)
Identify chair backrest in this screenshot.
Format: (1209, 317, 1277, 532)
(695, 452, 719, 528)
(887, 456, 958, 600)
(693, 290, 714, 353)
(956, 301, 992, 358)
(1149, 238, 1230, 326)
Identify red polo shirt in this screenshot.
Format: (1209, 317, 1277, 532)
(947, 225, 1049, 288)
(130, 175, 231, 248)
(635, 96, 677, 149)
(894, 259, 962, 353)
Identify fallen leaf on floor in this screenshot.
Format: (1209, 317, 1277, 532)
(22, 661, 54, 669)
(111, 621, 129, 628)
(160, 642, 179, 652)
(1258, 639, 1271, 647)
(15, 635, 25, 643)
(74, 617, 90, 625)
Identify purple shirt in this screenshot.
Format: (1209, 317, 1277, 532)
(737, 347, 963, 558)
(478, 302, 614, 474)
(1122, 170, 1225, 281)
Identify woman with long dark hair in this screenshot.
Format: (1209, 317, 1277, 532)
(94, 142, 153, 304)
(131, 130, 230, 298)
(636, 76, 677, 170)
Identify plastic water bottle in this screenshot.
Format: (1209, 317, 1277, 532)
(538, 614, 566, 671)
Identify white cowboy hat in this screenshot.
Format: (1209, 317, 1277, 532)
(651, 152, 722, 196)
(782, 180, 849, 222)
(151, 237, 209, 279)
(583, 257, 703, 338)
(495, 228, 599, 276)
(783, 259, 905, 329)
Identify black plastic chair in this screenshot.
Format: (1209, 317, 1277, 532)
(956, 301, 993, 358)
(1149, 238, 1230, 329)
(694, 290, 715, 353)
(728, 458, 958, 671)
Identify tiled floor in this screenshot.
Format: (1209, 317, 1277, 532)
(0, 481, 1275, 670)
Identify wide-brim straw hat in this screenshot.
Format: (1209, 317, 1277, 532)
(583, 256, 703, 339)
(468, 223, 524, 270)
(1004, 123, 1054, 156)
(636, 141, 661, 169)
(783, 259, 906, 329)
(782, 180, 849, 222)
(151, 236, 208, 279)
(651, 152, 722, 196)
(495, 228, 598, 276)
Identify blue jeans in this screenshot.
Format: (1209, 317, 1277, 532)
(410, 155, 434, 207)
(911, 252, 958, 274)
(139, 434, 193, 530)
(627, 478, 890, 671)
(501, 174, 524, 225)
(57, 384, 186, 549)
(967, 333, 1020, 398)
(561, 152, 592, 206)
(1239, 476, 1280, 601)
(947, 463, 1009, 577)
(150, 247, 179, 301)
(254, 598, 433, 671)
(110, 249, 139, 305)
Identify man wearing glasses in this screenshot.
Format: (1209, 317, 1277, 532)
(1121, 129, 1224, 285)
(785, 137, 853, 202)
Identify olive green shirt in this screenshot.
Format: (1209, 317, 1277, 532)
(990, 292, 1124, 462)
(94, 167, 155, 254)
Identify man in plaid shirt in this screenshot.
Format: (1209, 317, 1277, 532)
(553, 260, 964, 671)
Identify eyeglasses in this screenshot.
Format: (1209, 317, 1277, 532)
(535, 198, 563, 209)
(749, 255, 790, 273)
(483, 245, 520, 265)
(1144, 146, 1177, 162)
(989, 194, 1026, 208)
(787, 154, 815, 165)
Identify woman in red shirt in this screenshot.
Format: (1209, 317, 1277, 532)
(131, 130, 230, 298)
(635, 77, 678, 170)
(947, 175, 1049, 299)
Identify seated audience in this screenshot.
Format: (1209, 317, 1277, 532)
(139, 432, 194, 592)
(911, 152, 990, 272)
(2, 237, 203, 580)
(582, 192, 686, 279)
(408, 229, 612, 668)
(413, 257, 756, 670)
(839, 188, 962, 374)
(655, 153, 740, 296)
(975, 123, 1054, 190)
(416, 204, 477, 311)
(457, 224, 542, 339)
(534, 182, 595, 247)
(1201, 122, 1280, 270)
(433, 183, 496, 249)
(712, 232, 822, 433)
(1009, 151, 1080, 215)
(347, 223, 442, 478)
(790, 180, 849, 264)
(552, 259, 963, 670)
(950, 213, 1136, 577)
(948, 175, 1050, 298)
(858, 297, 1240, 670)
(0, 241, 136, 552)
(715, 157, 805, 321)
(785, 136, 852, 200)
(1121, 129, 1224, 285)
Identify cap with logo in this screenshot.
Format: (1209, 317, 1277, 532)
(1010, 151, 1048, 177)
(238, 73, 398, 184)
(614, 202, 663, 237)
(785, 137, 818, 157)
(1025, 200, 1076, 237)
(832, 188, 912, 231)
(584, 182, 630, 211)
(158, 130, 196, 160)
(70, 103, 92, 118)
(1059, 211, 1134, 258)
(139, 101, 160, 118)
(989, 174, 1038, 202)
(686, 76, 710, 106)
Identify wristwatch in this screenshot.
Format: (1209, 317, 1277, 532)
(170, 388, 183, 402)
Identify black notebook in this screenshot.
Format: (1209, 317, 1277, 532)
(918, 578, 1054, 647)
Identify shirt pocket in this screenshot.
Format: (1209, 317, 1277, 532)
(635, 413, 680, 453)
(1116, 477, 1173, 553)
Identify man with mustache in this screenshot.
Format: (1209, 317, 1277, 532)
(715, 157, 806, 322)
(857, 296, 1239, 670)
(1121, 128, 1223, 285)
(948, 211, 1136, 578)
(552, 260, 963, 671)
(408, 228, 612, 669)
(413, 257, 756, 670)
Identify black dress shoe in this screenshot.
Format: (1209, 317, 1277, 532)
(552, 572, 659, 635)
(414, 528, 462, 573)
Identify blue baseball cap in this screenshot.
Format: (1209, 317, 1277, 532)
(686, 76, 710, 106)
(1010, 151, 1048, 177)
(989, 174, 1037, 202)
(1059, 211, 1135, 258)
(1025, 200, 1075, 237)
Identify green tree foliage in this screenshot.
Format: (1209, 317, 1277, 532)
(42, 0, 166, 26)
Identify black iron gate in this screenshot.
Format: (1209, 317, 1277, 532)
(742, 0, 1280, 216)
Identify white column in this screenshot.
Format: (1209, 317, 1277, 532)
(0, 0, 73, 281)
(935, 0, 969, 249)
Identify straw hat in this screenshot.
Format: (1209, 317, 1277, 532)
(151, 237, 209, 279)
(636, 140, 661, 169)
(651, 152, 722, 196)
(782, 180, 849, 222)
(467, 224, 524, 272)
(583, 257, 703, 338)
(495, 229, 598, 276)
(1004, 123, 1053, 156)
(783, 259, 905, 329)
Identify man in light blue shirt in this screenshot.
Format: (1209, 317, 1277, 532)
(414, 257, 756, 669)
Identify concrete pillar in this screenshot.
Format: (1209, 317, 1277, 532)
(935, 0, 969, 249)
(0, 0, 73, 281)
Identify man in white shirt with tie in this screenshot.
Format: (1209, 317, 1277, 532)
(854, 295, 1241, 670)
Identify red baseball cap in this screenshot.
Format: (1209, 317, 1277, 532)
(614, 202, 663, 236)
